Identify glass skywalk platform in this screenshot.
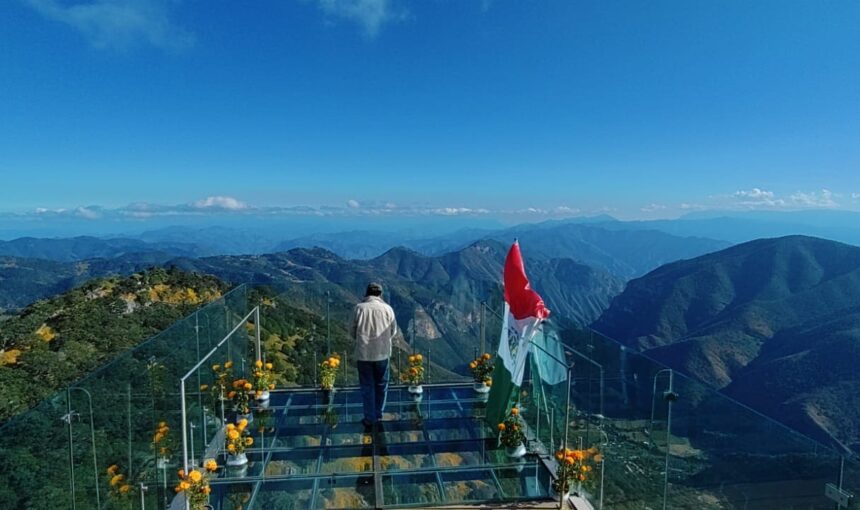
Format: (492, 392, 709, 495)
(204, 384, 553, 509)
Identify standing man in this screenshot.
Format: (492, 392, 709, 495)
(352, 282, 398, 427)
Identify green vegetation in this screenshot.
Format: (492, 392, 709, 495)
(0, 267, 226, 422)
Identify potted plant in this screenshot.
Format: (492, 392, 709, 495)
(175, 458, 219, 510)
(469, 353, 494, 393)
(229, 378, 253, 421)
(400, 353, 425, 394)
(551, 447, 598, 500)
(151, 420, 176, 468)
(252, 359, 276, 402)
(319, 355, 340, 392)
(225, 418, 253, 466)
(498, 406, 527, 458)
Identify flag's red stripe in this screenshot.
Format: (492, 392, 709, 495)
(503, 241, 550, 321)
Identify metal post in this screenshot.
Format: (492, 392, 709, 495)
(427, 346, 432, 384)
(189, 422, 196, 468)
(650, 369, 671, 441)
(326, 291, 331, 354)
(254, 306, 262, 362)
(139, 482, 147, 510)
(480, 302, 486, 356)
(181, 379, 189, 474)
(661, 370, 674, 510)
(69, 388, 101, 510)
(66, 389, 77, 510)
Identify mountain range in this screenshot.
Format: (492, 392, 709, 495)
(593, 235, 860, 452)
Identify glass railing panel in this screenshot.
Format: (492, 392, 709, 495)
(665, 372, 843, 509)
(0, 392, 74, 510)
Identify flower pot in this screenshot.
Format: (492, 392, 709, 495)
(505, 443, 527, 459)
(226, 452, 248, 467)
(256, 390, 270, 401)
(550, 485, 570, 505)
(408, 385, 423, 395)
(473, 382, 491, 394)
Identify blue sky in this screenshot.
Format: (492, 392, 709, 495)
(1, 0, 859, 223)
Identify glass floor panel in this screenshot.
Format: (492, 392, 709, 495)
(202, 383, 553, 509)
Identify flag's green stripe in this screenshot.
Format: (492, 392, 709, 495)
(484, 359, 517, 427)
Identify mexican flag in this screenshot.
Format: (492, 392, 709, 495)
(485, 240, 550, 427)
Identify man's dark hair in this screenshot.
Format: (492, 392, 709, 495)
(366, 282, 383, 297)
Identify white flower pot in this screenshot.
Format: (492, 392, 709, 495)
(256, 390, 270, 401)
(226, 452, 248, 467)
(473, 382, 491, 394)
(505, 443, 527, 459)
(408, 385, 423, 395)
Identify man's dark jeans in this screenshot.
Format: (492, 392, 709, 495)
(357, 359, 389, 423)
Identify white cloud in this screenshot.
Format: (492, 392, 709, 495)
(431, 207, 489, 216)
(788, 189, 838, 208)
(191, 196, 247, 210)
(346, 199, 361, 209)
(314, 0, 405, 37)
(851, 193, 860, 200)
(732, 188, 785, 207)
(75, 206, 100, 219)
(25, 0, 193, 51)
(640, 203, 668, 213)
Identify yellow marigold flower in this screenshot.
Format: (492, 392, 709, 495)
(416, 354, 423, 361)
(565, 457, 575, 465)
(486, 380, 493, 387)
(180, 481, 190, 491)
(119, 484, 131, 494)
(174, 485, 182, 494)
(555, 452, 564, 460)
(228, 430, 240, 440)
(243, 382, 252, 391)
(255, 390, 263, 398)
(202, 486, 211, 495)
(227, 391, 237, 399)
(497, 423, 505, 431)
(110, 474, 124, 486)
(212, 364, 221, 372)
(177, 469, 185, 478)
(239, 418, 248, 429)
(483, 353, 491, 360)
(158, 421, 167, 428)
(153, 432, 164, 443)
(205, 459, 218, 472)
(188, 470, 202, 483)
(408, 355, 415, 362)
(200, 384, 209, 391)
(255, 360, 263, 368)
(268, 384, 275, 390)
(510, 407, 519, 416)
(224, 361, 233, 369)
(245, 437, 253, 446)
(226, 423, 236, 430)
(469, 362, 477, 369)
(227, 444, 236, 453)
(265, 363, 273, 370)
(107, 464, 118, 475)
